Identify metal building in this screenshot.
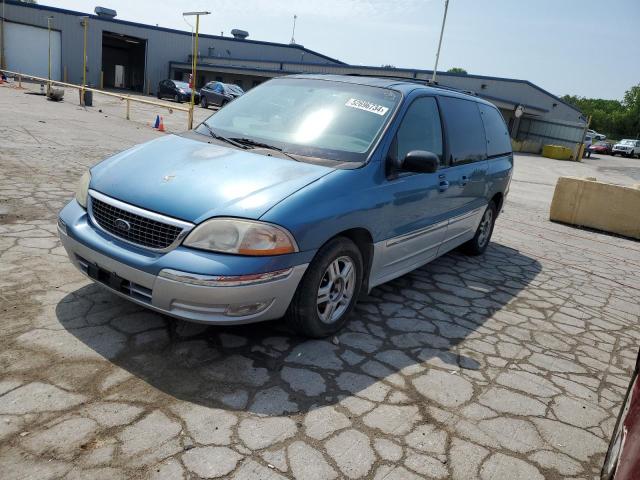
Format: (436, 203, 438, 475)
(1, 0, 585, 150)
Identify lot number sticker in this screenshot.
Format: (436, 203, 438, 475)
(345, 98, 389, 116)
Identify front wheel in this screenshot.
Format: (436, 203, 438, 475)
(200, 96, 208, 109)
(174, 94, 181, 103)
(286, 237, 363, 338)
(461, 201, 497, 256)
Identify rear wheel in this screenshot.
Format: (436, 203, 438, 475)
(286, 237, 363, 338)
(174, 94, 181, 103)
(461, 201, 497, 256)
(200, 96, 208, 109)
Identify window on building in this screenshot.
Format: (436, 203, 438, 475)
(439, 96, 487, 164)
(479, 104, 512, 157)
(393, 96, 443, 164)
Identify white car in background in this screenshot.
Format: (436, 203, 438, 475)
(612, 139, 640, 158)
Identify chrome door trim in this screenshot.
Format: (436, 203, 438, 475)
(386, 220, 448, 247)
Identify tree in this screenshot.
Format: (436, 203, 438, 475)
(447, 67, 467, 74)
(561, 83, 640, 139)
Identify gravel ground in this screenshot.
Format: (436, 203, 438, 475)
(1, 81, 639, 480)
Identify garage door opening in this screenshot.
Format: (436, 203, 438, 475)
(101, 31, 146, 91)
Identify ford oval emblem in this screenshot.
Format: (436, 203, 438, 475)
(114, 218, 131, 232)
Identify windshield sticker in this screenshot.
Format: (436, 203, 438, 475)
(345, 98, 389, 116)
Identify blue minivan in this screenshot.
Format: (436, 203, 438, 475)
(58, 74, 513, 337)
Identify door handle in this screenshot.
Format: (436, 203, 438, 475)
(461, 175, 469, 186)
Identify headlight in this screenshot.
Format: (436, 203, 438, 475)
(75, 171, 91, 209)
(183, 218, 297, 256)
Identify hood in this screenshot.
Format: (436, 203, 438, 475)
(90, 135, 334, 223)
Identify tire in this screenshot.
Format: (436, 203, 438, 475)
(156, 92, 161, 99)
(174, 94, 181, 103)
(200, 96, 208, 109)
(286, 237, 363, 338)
(461, 201, 497, 256)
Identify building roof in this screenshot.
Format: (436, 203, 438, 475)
(4, 0, 345, 65)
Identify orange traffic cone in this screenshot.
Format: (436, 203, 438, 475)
(158, 116, 166, 132)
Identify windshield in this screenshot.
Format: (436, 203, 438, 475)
(620, 139, 635, 145)
(198, 78, 401, 162)
(174, 81, 190, 89)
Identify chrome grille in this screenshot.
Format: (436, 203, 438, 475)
(90, 196, 183, 250)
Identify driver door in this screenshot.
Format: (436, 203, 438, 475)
(371, 96, 458, 286)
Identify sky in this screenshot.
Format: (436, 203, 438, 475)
(38, 0, 640, 100)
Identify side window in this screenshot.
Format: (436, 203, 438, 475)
(439, 96, 486, 164)
(479, 104, 512, 157)
(394, 96, 443, 164)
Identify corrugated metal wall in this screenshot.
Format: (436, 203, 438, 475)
(1, 1, 339, 92)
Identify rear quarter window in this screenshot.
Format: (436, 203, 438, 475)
(439, 96, 487, 164)
(479, 104, 512, 157)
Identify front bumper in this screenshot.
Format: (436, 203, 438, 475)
(58, 204, 308, 325)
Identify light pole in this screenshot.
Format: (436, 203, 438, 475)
(1, 0, 5, 69)
(80, 16, 88, 105)
(183, 11, 210, 130)
(290, 14, 297, 44)
(47, 16, 53, 95)
(431, 0, 449, 83)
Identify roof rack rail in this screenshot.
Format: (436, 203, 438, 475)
(344, 73, 477, 96)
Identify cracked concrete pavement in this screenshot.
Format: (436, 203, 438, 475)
(1, 81, 639, 479)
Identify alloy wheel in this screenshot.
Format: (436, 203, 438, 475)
(477, 208, 494, 248)
(317, 256, 356, 324)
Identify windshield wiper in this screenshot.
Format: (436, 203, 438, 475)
(201, 123, 247, 149)
(230, 137, 298, 161)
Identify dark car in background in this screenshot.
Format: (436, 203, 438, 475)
(199, 81, 244, 109)
(157, 80, 199, 103)
(588, 141, 614, 156)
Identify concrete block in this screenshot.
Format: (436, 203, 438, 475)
(550, 177, 640, 239)
(542, 145, 576, 161)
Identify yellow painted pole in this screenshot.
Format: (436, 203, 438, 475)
(47, 16, 53, 95)
(188, 14, 200, 130)
(81, 17, 88, 106)
(126, 98, 130, 120)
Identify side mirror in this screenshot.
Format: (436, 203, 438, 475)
(399, 150, 439, 174)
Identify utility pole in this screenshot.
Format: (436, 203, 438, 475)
(290, 14, 297, 44)
(183, 11, 210, 129)
(431, 0, 449, 83)
(47, 16, 53, 94)
(1, 0, 6, 69)
(81, 16, 88, 105)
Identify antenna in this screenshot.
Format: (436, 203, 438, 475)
(290, 14, 297, 44)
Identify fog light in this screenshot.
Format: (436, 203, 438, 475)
(225, 300, 272, 317)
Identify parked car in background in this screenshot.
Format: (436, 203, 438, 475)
(199, 82, 244, 108)
(58, 74, 513, 337)
(588, 141, 613, 156)
(612, 139, 640, 158)
(588, 129, 607, 141)
(601, 348, 640, 480)
(157, 80, 199, 103)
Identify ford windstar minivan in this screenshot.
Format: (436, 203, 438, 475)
(58, 74, 513, 337)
